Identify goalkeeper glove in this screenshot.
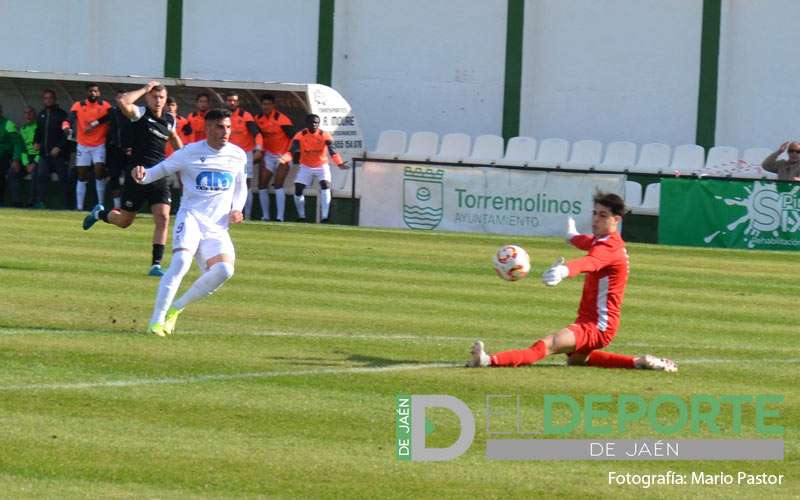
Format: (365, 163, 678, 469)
(565, 216, 579, 242)
(542, 257, 569, 287)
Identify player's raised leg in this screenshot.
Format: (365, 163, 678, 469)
(166, 253, 235, 334)
(148, 248, 193, 336)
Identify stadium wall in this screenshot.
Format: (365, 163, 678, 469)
(2, 1, 800, 151)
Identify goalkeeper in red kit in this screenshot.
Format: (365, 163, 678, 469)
(467, 192, 677, 372)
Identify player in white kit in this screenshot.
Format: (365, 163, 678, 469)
(131, 108, 248, 336)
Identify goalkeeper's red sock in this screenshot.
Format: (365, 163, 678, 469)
(490, 340, 547, 367)
(586, 350, 636, 369)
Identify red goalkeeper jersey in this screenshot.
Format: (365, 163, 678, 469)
(565, 231, 629, 334)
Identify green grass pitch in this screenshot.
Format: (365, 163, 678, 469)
(0, 209, 797, 498)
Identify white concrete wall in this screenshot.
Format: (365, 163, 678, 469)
(5, 0, 800, 153)
(181, 0, 318, 83)
(716, 0, 800, 150)
(332, 0, 507, 150)
(0, 0, 166, 77)
(520, 0, 703, 147)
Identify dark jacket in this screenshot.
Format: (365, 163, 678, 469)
(33, 104, 68, 156)
(100, 106, 132, 149)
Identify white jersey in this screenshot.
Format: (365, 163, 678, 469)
(138, 140, 248, 230)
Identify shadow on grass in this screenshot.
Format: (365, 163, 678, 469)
(343, 353, 458, 368)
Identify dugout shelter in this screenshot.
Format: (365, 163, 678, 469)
(0, 69, 364, 213)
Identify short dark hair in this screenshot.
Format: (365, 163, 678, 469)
(196, 92, 210, 101)
(260, 93, 276, 103)
(86, 82, 99, 90)
(306, 114, 320, 123)
(224, 91, 239, 100)
(166, 97, 176, 105)
(24, 106, 36, 113)
(205, 108, 232, 122)
(594, 191, 626, 216)
(43, 89, 56, 99)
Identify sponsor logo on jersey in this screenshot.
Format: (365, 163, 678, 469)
(196, 171, 233, 191)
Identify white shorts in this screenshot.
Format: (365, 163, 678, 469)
(295, 164, 332, 186)
(245, 151, 255, 179)
(75, 144, 106, 167)
(262, 152, 282, 174)
(172, 211, 235, 270)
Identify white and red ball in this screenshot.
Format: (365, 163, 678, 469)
(493, 245, 531, 281)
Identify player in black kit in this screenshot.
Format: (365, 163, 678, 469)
(83, 81, 183, 276)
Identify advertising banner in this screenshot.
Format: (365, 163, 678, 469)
(659, 178, 800, 250)
(359, 161, 625, 237)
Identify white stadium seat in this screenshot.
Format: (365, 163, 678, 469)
(400, 131, 439, 161)
(530, 138, 569, 168)
(670, 144, 705, 175)
(632, 182, 660, 216)
(741, 147, 772, 167)
(705, 146, 739, 169)
(434, 133, 472, 162)
(469, 134, 505, 163)
(632, 143, 672, 175)
(624, 180, 643, 209)
(600, 141, 637, 172)
(566, 139, 603, 169)
(367, 130, 407, 159)
(497, 136, 537, 166)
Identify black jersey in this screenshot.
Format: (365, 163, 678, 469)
(129, 105, 175, 168)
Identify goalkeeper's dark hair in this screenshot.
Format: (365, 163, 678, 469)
(204, 108, 232, 122)
(594, 191, 626, 216)
(86, 82, 100, 90)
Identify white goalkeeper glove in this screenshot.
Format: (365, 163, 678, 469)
(542, 257, 569, 287)
(565, 216, 579, 242)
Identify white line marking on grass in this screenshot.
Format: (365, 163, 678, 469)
(0, 362, 456, 391)
(3, 327, 798, 354)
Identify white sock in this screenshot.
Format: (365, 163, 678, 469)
(76, 180, 87, 211)
(95, 178, 109, 206)
(244, 192, 253, 219)
(258, 189, 270, 220)
(113, 196, 121, 209)
(275, 188, 286, 221)
(172, 262, 234, 310)
(294, 194, 305, 219)
(149, 250, 193, 324)
(320, 188, 331, 220)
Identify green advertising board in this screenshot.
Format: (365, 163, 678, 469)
(659, 178, 800, 250)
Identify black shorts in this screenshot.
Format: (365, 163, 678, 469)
(120, 169, 172, 213)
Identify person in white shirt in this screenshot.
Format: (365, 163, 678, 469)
(131, 108, 248, 337)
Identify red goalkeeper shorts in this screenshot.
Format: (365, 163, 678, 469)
(566, 322, 616, 354)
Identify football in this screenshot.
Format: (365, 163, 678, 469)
(493, 245, 531, 281)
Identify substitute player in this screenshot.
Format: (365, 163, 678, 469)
(83, 81, 183, 277)
(467, 192, 677, 372)
(186, 92, 211, 144)
(224, 92, 261, 219)
(254, 94, 294, 221)
(279, 114, 348, 223)
(63, 82, 111, 210)
(133, 108, 247, 337)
